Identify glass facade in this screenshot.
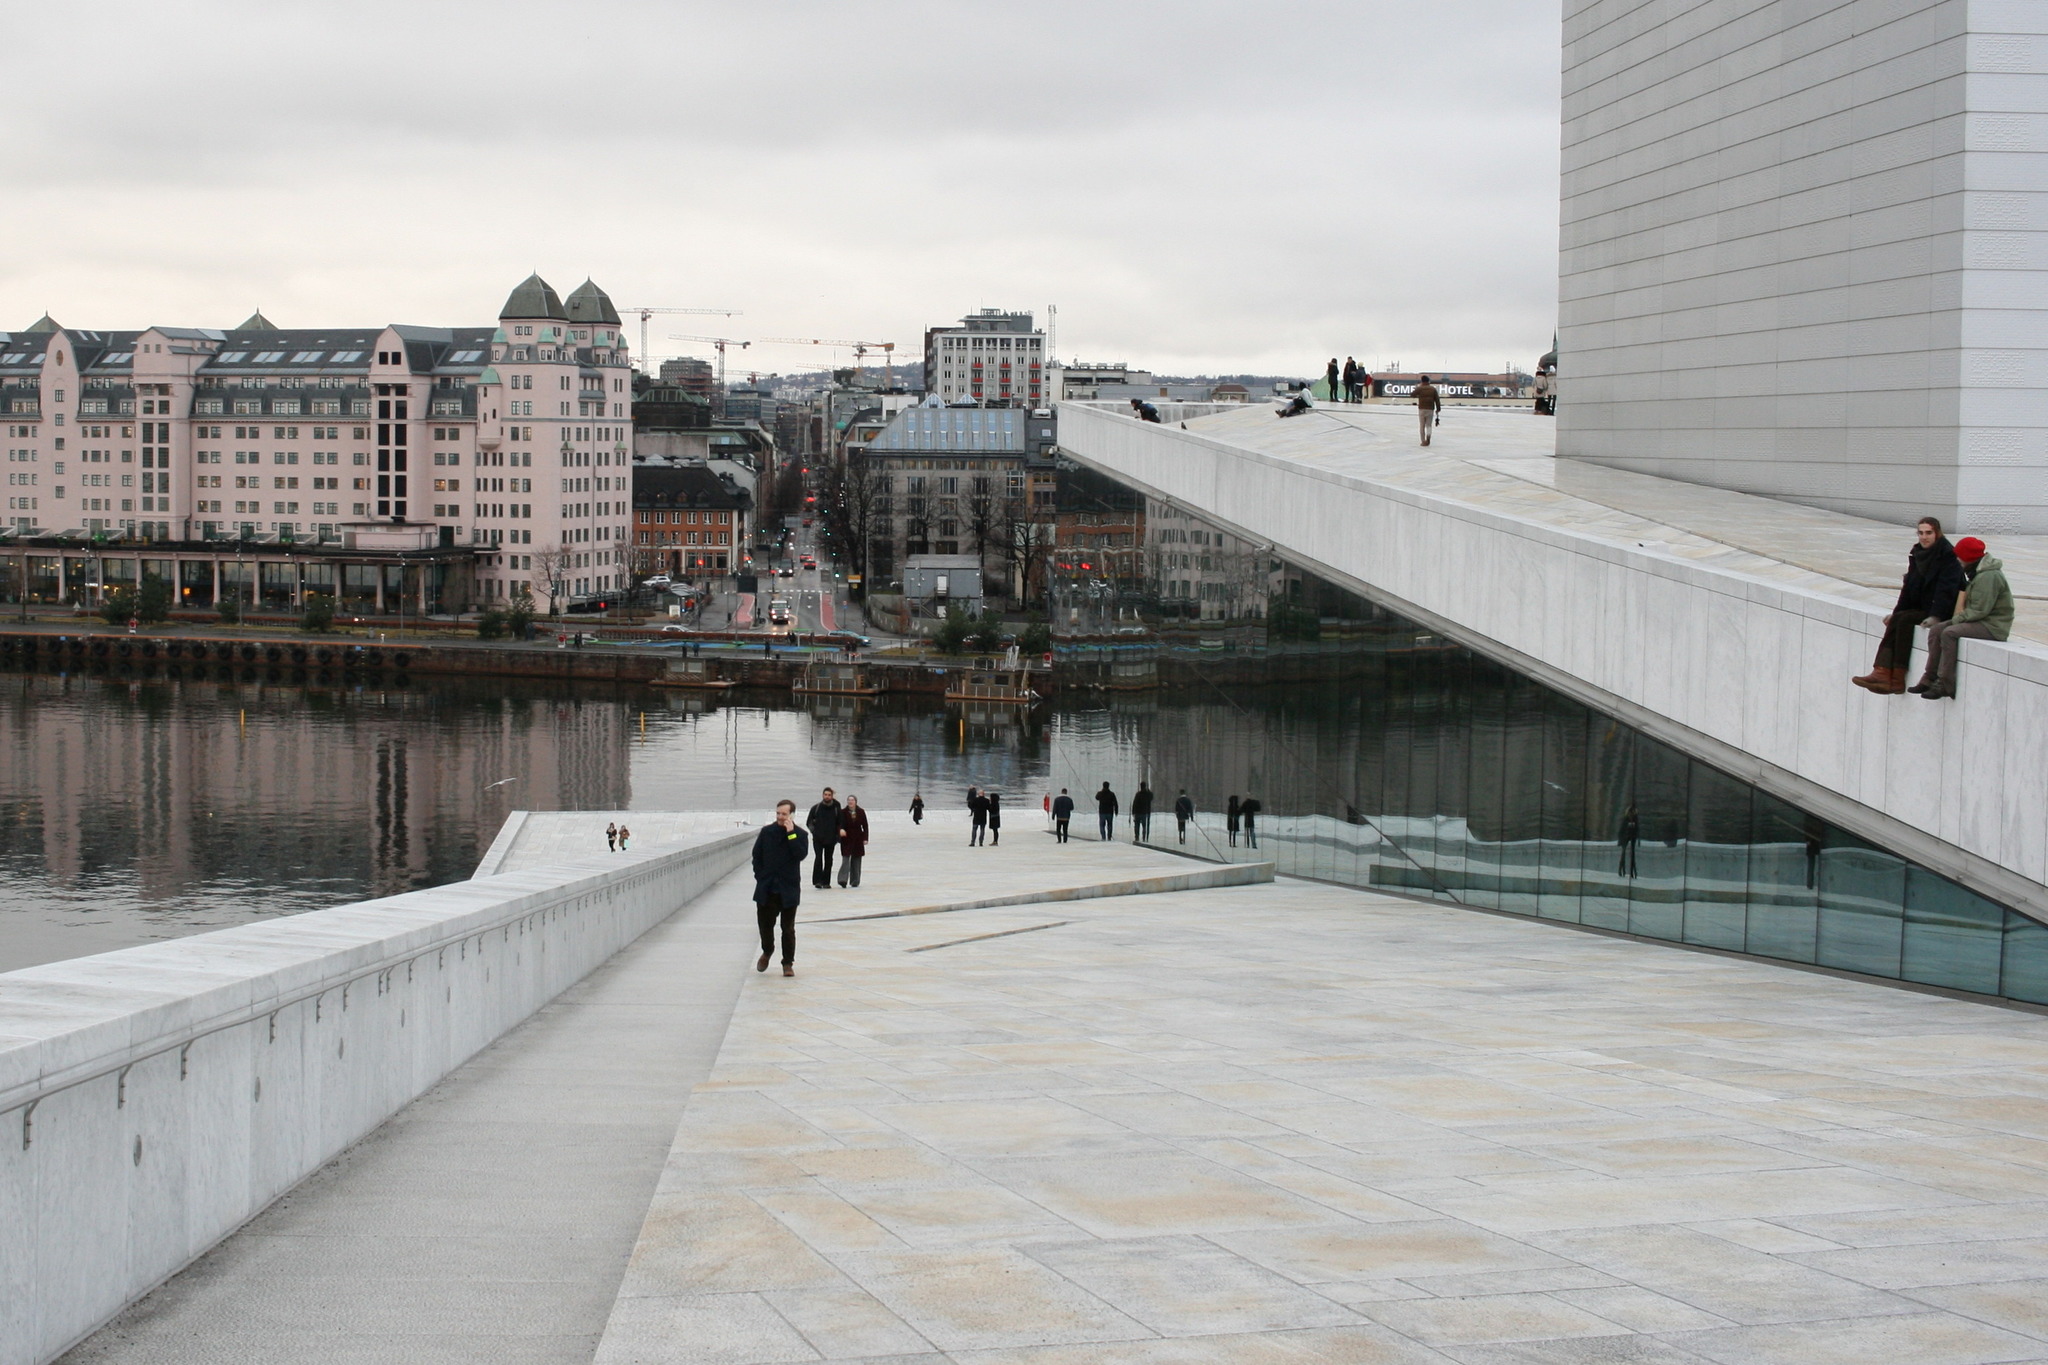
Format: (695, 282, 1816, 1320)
(1076, 475, 2048, 1008)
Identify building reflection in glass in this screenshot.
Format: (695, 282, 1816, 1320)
(1079, 475, 2048, 1007)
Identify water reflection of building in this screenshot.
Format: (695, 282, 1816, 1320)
(0, 674, 631, 905)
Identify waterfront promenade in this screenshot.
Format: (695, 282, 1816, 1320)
(53, 812, 2048, 1364)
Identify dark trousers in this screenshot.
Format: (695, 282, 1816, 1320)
(1875, 609, 1928, 671)
(756, 893, 795, 964)
(1244, 821, 1257, 848)
(811, 841, 835, 887)
(1133, 813, 1150, 841)
(837, 854, 861, 887)
(1176, 816, 1188, 843)
(1055, 818, 1070, 843)
(989, 823, 1000, 846)
(1098, 812, 1114, 840)
(971, 819, 986, 846)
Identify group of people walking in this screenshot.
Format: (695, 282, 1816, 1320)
(748, 786, 875, 978)
(1046, 782, 1260, 848)
(1851, 518, 2013, 700)
(1326, 357, 1375, 404)
(748, 773, 1276, 978)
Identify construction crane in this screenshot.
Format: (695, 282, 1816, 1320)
(620, 306, 741, 369)
(666, 334, 752, 389)
(756, 337, 899, 389)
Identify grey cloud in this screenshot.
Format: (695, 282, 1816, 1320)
(0, 0, 1563, 376)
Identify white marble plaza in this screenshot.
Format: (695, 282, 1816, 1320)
(595, 823, 2048, 1365)
(50, 818, 2048, 1364)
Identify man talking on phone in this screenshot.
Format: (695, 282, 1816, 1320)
(753, 799, 810, 977)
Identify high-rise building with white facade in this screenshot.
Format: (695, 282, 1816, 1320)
(0, 274, 636, 606)
(1558, 0, 2048, 531)
(922, 309, 1047, 406)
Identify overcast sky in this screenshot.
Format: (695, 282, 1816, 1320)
(0, 2, 1561, 379)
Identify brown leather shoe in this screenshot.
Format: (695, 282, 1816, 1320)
(1851, 668, 1888, 692)
(782, 963, 795, 977)
(756, 952, 770, 972)
(1877, 667, 1907, 694)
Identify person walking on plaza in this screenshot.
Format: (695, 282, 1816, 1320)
(969, 787, 990, 846)
(806, 787, 842, 888)
(1174, 789, 1194, 844)
(1341, 358, 1360, 403)
(1096, 781, 1118, 841)
(1240, 794, 1262, 849)
(1226, 795, 1241, 847)
(988, 790, 1003, 846)
(753, 800, 809, 977)
(835, 795, 869, 888)
(1414, 375, 1441, 446)
(1052, 787, 1074, 843)
(1853, 517, 1961, 696)
(1131, 782, 1154, 842)
(1617, 803, 1640, 878)
(618, 825, 630, 852)
(1916, 536, 2012, 700)
(1325, 357, 1341, 402)
(606, 821, 617, 852)
(909, 792, 924, 825)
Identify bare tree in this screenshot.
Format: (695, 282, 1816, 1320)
(835, 451, 887, 594)
(963, 475, 1001, 595)
(903, 491, 931, 558)
(1003, 492, 1057, 605)
(531, 545, 569, 616)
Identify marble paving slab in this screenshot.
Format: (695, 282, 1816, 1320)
(597, 867, 2048, 1364)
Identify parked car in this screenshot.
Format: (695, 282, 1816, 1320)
(644, 574, 672, 587)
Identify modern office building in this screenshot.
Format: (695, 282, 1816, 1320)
(0, 274, 636, 609)
(856, 399, 1057, 594)
(921, 309, 1047, 406)
(1558, 0, 2048, 531)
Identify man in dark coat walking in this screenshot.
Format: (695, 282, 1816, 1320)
(1174, 789, 1194, 844)
(806, 788, 842, 888)
(1131, 782, 1154, 842)
(1096, 782, 1118, 841)
(1052, 788, 1074, 843)
(753, 800, 809, 977)
(969, 787, 990, 846)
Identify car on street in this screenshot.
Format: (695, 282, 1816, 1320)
(818, 630, 870, 649)
(768, 598, 792, 626)
(644, 574, 672, 587)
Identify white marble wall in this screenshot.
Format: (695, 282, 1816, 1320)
(0, 827, 751, 1365)
(1058, 403, 2048, 917)
(1558, 0, 2048, 532)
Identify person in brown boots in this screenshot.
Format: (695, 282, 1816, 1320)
(1854, 517, 1962, 694)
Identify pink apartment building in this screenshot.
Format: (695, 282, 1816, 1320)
(0, 274, 633, 612)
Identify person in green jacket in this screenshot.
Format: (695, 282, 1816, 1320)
(1915, 536, 2013, 700)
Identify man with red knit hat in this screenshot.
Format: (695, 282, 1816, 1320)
(1914, 536, 2013, 700)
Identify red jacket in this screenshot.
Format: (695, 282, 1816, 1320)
(837, 806, 870, 857)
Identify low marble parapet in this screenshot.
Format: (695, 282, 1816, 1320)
(0, 826, 751, 1365)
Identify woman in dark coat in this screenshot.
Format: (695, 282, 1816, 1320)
(835, 795, 870, 888)
(1854, 517, 1963, 694)
(1226, 795, 1242, 848)
(986, 791, 1003, 846)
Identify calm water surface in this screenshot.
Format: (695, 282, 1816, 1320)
(0, 662, 1574, 973)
